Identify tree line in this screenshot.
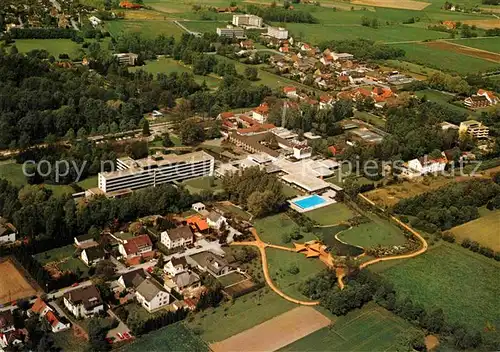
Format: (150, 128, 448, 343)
(246, 4, 318, 23)
(318, 39, 405, 60)
(301, 269, 496, 350)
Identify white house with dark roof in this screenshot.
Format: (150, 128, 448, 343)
(160, 226, 194, 249)
(63, 285, 104, 319)
(135, 278, 170, 312)
(164, 257, 188, 277)
(80, 246, 105, 266)
(188, 251, 232, 277)
(207, 211, 227, 231)
(117, 268, 147, 290)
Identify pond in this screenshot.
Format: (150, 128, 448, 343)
(313, 225, 364, 257)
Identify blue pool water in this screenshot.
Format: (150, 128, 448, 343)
(292, 194, 326, 209)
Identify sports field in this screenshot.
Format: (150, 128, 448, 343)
(305, 203, 356, 226)
(393, 42, 500, 75)
(211, 306, 331, 352)
(280, 303, 413, 351)
(186, 288, 296, 342)
(125, 323, 209, 352)
(0, 259, 38, 304)
(372, 242, 500, 331)
(450, 209, 500, 251)
(12, 39, 81, 57)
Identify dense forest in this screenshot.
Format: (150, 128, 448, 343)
(318, 39, 405, 60)
(246, 4, 318, 23)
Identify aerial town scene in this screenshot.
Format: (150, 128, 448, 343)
(0, 0, 498, 351)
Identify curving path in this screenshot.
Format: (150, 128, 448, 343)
(357, 194, 428, 269)
(231, 229, 320, 306)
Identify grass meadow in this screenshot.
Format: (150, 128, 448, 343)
(305, 203, 356, 226)
(450, 209, 500, 251)
(448, 37, 500, 53)
(371, 242, 500, 331)
(253, 213, 319, 247)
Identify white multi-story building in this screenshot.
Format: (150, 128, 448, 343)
(232, 14, 263, 27)
(161, 226, 194, 249)
(135, 278, 170, 313)
(98, 151, 214, 194)
(459, 120, 489, 139)
(216, 26, 245, 38)
(267, 26, 288, 39)
(63, 285, 104, 319)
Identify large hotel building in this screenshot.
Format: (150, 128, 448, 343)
(97, 151, 215, 194)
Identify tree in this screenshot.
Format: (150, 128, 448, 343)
(142, 119, 151, 136)
(162, 133, 174, 147)
(125, 141, 149, 159)
(179, 119, 205, 145)
(87, 318, 111, 351)
(244, 67, 259, 81)
(95, 260, 116, 280)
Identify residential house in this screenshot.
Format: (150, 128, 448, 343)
(283, 86, 298, 99)
(117, 268, 147, 290)
(113, 53, 139, 66)
(135, 278, 170, 313)
(89, 16, 101, 27)
(164, 257, 189, 277)
(267, 26, 288, 39)
(63, 285, 104, 319)
(477, 89, 498, 105)
(319, 95, 334, 110)
(240, 40, 254, 49)
(0, 311, 21, 350)
(192, 202, 206, 212)
(459, 120, 489, 139)
(252, 103, 269, 123)
(185, 215, 209, 233)
(332, 52, 354, 61)
(118, 234, 153, 259)
(81, 246, 105, 266)
(74, 233, 95, 248)
(0, 312, 14, 334)
(0, 218, 17, 244)
(165, 271, 201, 293)
(188, 251, 232, 277)
(207, 211, 227, 230)
(30, 298, 70, 333)
(160, 226, 194, 249)
(407, 155, 447, 175)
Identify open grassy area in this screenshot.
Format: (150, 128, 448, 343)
(415, 89, 475, 117)
(447, 37, 500, 54)
(354, 111, 386, 129)
(106, 20, 185, 39)
(34, 245, 77, 266)
(280, 302, 414, 352)
(11, 39, 82, 58)
(371, 242, 500, 331)
(218, 271, 248, 287)
(182, 20, 228, 33)
(125, 323, 209, 352)
(182, 176, 223, 194)
(450, 209, 500, 251)
(130, 58, 222, 88)
(337, 218, 408, 248)
(186, 288, 296, 342)
(77, 176, 98, 190)
(305, 203, 356, 226)
(216, 202, 252, 221)
(266, 247, 325, 300)
(57, 258, 90, 276)
(393, 42, 500, 75)
(0, 161, 27, 187)
(253, 213, 318, 247)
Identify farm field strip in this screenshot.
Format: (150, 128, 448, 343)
(450, 209, 500, 251)
(351, 0, 430, 10)
(425, 41, 500, 63)
(210, 306, 331, 352)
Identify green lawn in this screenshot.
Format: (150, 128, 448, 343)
(253, 213, 318, 247)
(354, 111, 386, 129)
(415, 89, 473, 117)
(218, 272, 248, 287)
(11, 39, 81, 58)
(182, 20, 228, 33)
(130, 58, 222, 88)
(447, 37, 500, 54)
(125, 323, 209, 352)
(312, 225, 364, 256)
(106, 20, 185, 39)
(34, 245, 77, 265)
(77, 176, 98, 190)
(182, 176, 223, 194)
(338, 220, 408, 249)
(0, 161, 27, 187)
(280, 302, 414, 352)
(57, 258, 90, 277)
(45, 184, 74, 197)
(450, 209, 500, 251)
(372, 242, 500, 331)
(186, 288, 296, 342)
(305, 203, 356, 226)
(393, 43, 500, 75)
(216, 203, 252, 221)
(266, 247, 325, 300)
(282, 184, 301, 198)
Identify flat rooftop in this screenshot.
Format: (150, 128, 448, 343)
(102, 151, 213, 178)
(281, 173, 331, 192)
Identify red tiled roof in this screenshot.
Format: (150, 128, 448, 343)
(31, 297, 48, 314)
(283, 86, 296, 93)
(122, 235, 152, 255)
(186, 215, 209, 232)
(220, 112, 234, 119)
(253, 103, 269, 115)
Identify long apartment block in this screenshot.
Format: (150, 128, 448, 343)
(98, 151, 215, 193)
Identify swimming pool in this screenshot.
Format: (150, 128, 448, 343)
(292, 194, 327, 210)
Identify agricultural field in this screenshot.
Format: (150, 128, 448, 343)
(371, 242, 500, 331)
(211, 307, 331, 352)
(450, 209, 500, 251)
(365, 177, 457, 208)
(253, 213, 318, 247)
(266, 247, 325, 300)
(0, 259, 38, 304)
(281, 302, 415, 351)
(125, 323, 209, 352)
(392, 42, 500, 75)
(424, 41, 500, 63)
(186, 287, 297, 342)
(448, 37, 500, 54)
(305, 203, 357, 226)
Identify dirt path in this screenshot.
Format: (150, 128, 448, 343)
(231, 229, 320, 306)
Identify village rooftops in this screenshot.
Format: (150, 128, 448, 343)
(64, 285, 103, 310)
(120, 268, 147, 288)
(83, 246, 105, 261)
(167, 226, 194, 241)
(136, 278, 168, 301)
(121, 235, 152, 255)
